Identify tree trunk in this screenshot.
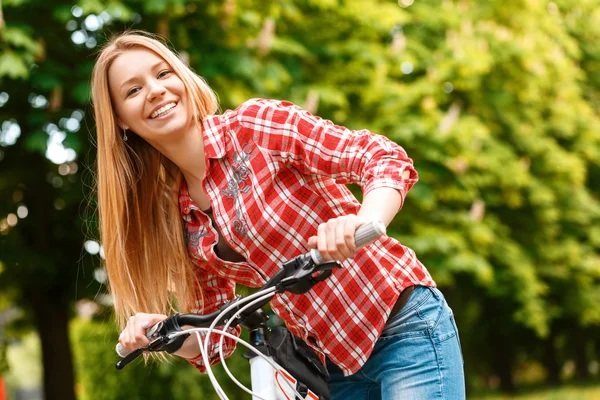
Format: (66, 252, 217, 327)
(31, 289, 76, 400)
(544, 330, 560, 386)
(489, 330, 516, 393)
(497, 352, 515, 393)
(573, 330, 589, 381)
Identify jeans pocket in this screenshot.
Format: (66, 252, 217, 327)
(436, 313, 458, 343)
(421, 289, 456, 343)
(415, 287, 445, 331)
(380, 286, 433, 340)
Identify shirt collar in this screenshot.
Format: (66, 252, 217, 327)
(201, 113, 226, 160)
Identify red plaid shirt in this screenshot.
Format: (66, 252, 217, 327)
(180, 98, 435, 376)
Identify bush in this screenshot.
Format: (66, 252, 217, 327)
(71, 318, 251, 400)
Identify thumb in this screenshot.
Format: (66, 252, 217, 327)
(308, 236, 317, 248)
(144, 314, 168, 329)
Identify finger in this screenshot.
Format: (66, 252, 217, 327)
(118, 330, 126, 349)
(133, 314, 151, 347)
(335, 219, 353, 259)
(124, 316, 137, 351)
(144, 314, 169, 336)
(317, 223, 331, 260)
(308, 236, 317, 248)
(343, 218, 357, 253)
(326, 219, 343, 260)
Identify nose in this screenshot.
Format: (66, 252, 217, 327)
(146, 80, 166, 102)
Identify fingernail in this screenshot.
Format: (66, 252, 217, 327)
(141, 320, 150, 328)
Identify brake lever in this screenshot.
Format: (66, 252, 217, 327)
(115, 314, 191, 370)
(277, 255, 341, 294)
(292, 260, 341, 280)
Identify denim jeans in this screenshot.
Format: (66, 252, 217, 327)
(327, 286, 466, 400)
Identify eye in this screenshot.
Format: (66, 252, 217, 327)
(158, 69, 172, 78)
(126, 87, 140, 97)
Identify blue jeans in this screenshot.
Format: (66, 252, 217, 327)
(327, 286, 466, 399)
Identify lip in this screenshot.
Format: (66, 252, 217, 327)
(148, 101, 178, 119)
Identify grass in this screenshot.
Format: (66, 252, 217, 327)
(470, 383, 600, 399)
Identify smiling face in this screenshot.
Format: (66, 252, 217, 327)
(108, 47, 192, 146)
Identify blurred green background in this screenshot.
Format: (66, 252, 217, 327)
(1, 0, 599, 399)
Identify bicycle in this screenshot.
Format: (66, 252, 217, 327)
(115, 220, 385, 400)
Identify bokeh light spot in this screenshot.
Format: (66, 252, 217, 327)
(17, 206, 28, 219)
(401, 61, 414, 74)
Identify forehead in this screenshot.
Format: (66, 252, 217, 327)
(108, 48, 169, 88)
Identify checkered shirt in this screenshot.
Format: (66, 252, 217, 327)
(181, 98, 435, 376)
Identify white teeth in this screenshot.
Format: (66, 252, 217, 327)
(151, 102, 176, 119)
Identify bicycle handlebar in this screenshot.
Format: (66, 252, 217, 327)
(115, 220, 386, 362)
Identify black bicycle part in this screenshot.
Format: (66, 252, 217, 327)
(115, 313, 190, 370)
(116, 253, 341, 369)
(241, 308, 271, 360)
(276, 254, 341, 294)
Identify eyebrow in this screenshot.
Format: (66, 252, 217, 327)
(119, 60, 169, 91)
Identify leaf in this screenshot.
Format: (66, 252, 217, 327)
(270, 37, 311, 58)
(0, 52, 29, 79)
(1, 27, 40, 53)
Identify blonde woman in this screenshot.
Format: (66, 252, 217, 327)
(91, 30, 465, 399)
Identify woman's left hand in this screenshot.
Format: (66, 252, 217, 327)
(307, 214, 370, 261)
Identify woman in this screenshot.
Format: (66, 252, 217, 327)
(92, 30, 465, 399)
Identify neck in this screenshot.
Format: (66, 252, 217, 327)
(150, 120, 206, 184)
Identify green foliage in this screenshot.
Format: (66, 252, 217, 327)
(72, 318, 251, 400)
(1, 0, 600, 395)
(0, 339, 8, 375)
(0, 25, 41, 79)
(0, 51, 29, 79)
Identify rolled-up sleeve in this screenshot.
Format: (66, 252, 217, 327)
(237, 98, 418, 207)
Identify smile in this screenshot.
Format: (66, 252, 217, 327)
(150, 102, 177, 119)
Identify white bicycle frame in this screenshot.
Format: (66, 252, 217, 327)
(182, 289, 322, 400)
(249, 356, 319, 400)
(170, 327, 320, 400)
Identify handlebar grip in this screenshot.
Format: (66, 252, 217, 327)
(115, 342, 130, 358)
(116, 321, 162, 358)
(309, 220, 386, 265)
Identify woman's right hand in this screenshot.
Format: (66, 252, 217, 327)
(118, 313, 168, 352)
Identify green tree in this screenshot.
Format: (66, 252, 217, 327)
(1, 0, 600, 398)
(0, 1, 105, 399)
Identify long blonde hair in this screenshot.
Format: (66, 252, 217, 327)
(91, 30, 218, 329)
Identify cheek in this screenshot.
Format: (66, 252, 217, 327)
(120, 99, 145, 126)
(177, 86, 195, 118)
